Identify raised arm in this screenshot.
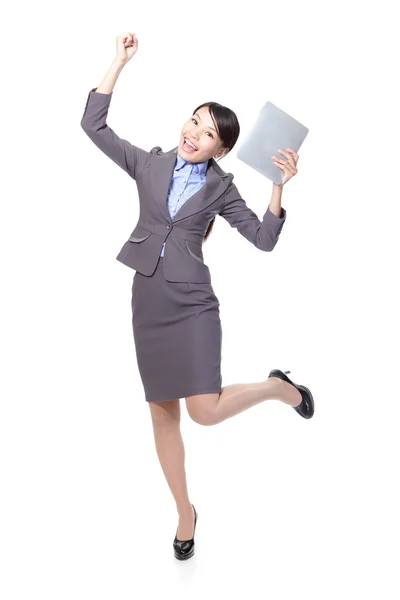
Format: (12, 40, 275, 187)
(219, 181, 287, 252)
(80, 33, 155, 179)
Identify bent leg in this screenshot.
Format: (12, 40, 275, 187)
(185, 377, 301, 425)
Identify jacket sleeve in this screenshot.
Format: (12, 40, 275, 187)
(80, 88, 159, 179)
(218, 181, 287, 251)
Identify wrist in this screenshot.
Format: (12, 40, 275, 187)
(112, 57, 127, 69)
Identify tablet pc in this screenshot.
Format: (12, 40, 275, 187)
(236, 102, 309, 184)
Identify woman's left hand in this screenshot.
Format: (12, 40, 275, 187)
(272, 148, 299, 186)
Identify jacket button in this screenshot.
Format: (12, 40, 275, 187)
(167, 224, 172, 229)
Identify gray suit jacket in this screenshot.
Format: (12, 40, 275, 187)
(81, 88, 287, 283)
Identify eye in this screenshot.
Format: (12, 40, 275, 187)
(191, 118, 213, 138)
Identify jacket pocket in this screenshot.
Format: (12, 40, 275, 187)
(185, 239, 204, 263)
(128, 232, 151, 242)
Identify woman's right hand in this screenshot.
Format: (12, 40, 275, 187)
(115, 32, 139, 64)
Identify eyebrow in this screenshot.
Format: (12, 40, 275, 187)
(194, 112, 217, 133)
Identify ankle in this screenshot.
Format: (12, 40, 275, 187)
(177, 502, 193, 516)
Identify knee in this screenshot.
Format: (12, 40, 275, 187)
(186, 406, 216, 426)
(185, 393, 220, 426)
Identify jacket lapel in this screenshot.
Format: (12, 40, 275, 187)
(150, 147, 230, 223)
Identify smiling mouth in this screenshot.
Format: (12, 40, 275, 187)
(183, 138, 198, 151)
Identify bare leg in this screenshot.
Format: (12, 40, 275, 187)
(148, 399, 195, 540)
(186, 377, 302, 425)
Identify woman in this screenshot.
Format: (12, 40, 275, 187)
(81, 32, 315, 561)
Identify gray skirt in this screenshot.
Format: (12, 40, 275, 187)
(131, 256, 222, 402)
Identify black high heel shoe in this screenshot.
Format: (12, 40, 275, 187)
(173, 504, 198, 561)
(269, 369, 315, 419)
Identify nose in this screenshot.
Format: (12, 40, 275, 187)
(190, 129, 199, 141)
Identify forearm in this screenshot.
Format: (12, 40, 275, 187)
(95, 57, 127, 94)
(269, 183, 283, 218)
(219, 181, 287, 251)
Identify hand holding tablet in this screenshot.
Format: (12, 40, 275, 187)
(236, 101, 309, 185)
(271, 148, 299, 186)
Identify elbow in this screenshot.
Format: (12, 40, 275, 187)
(80, 112, 96, 133)
(80, 117, 89, 132)
(257, 225, 284, 252)
(261, 242, 277, 252)
(80, 119, 98, 140)
(80, 119, 106, 136)
(256, 234, 280, 252)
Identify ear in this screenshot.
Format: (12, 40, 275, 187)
(214, 147, 229, 160)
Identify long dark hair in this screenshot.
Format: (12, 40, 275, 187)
(191, 102, 240, 241)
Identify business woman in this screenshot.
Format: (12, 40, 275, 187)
(81, 32, 315, 561)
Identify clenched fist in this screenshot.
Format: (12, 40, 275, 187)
(116, 32, 139, 64)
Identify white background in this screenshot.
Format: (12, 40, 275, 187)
(2, 0, 400, 598)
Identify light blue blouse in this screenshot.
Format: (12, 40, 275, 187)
(160, 153, 208, 257)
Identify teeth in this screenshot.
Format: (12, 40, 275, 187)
(185, 139, 197, 150)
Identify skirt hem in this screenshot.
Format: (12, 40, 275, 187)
(145, 388, 222, 403)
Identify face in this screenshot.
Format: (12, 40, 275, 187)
(178, 106, 229, 164)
